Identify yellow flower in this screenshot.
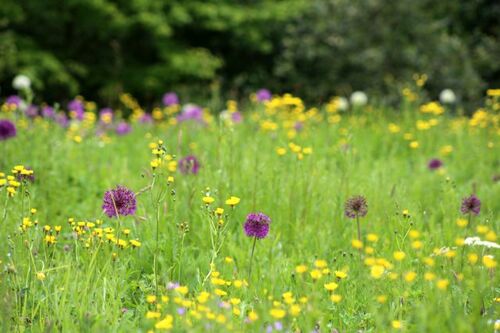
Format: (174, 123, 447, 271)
(404, 271, 417, 282)
(215, 207, 224, 216)
(376, 295, 387, 304)
(130, 239, 142, 248)
(351, 239, 363, 249)
(276, 147, 287, 156)
(393, 251, 406, 261)
(436, 279, 449, 290)
(424, 272, 436, 281)
(334, 270, 348, 279)
(36, 272, 46, 281)
(146, 311, 161, 319)
(482, 255, 497, 269)
(310, 269, 322, 280)
(214, 288, 227, 296)
(295, 264, 308, 274)
(370, 265, 385, 279)
(324, 282, 338, 291)
(392, 320, 403, 329)
(289, 304, 301, 316)
(202, 196, 215, 205)
(146, 295, 157, 303)
(467, 253, 478, 265)
(409, 141, 419, 149)
(330, 294, 342, 303)
(197, 292, 210, 303)
(456, 218, 468, 228)
(225, 196, 240, 206)
(367, 233, 379, 242)
(244, 310, 257, 322)
(167, 176, 174, 183)
(155, 315, 173, 330)
(314, 259, 328, 268)
(175, 285, 189, 295)
(269, 308, 286, 319)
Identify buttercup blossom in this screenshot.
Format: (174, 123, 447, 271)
(460, 194, 481, 215)
(244, 213, 271, 239)
(102, 185, 137, 218)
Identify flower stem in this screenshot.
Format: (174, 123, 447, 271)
(248, 236, 257, 280)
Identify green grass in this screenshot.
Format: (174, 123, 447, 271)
(0, 99, 498, 332)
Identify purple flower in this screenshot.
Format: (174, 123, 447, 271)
(16, 166, 35, 183)
(42, 106, 55, 119)
(68, 98, 84, 120)
(294, 121, 304, 132)
(256, 89, 272, 102)
(6, 95, 22, 107)
(274, 322, 283, 331)
(25, 105, 38, 118)
(55, 113, 69, 127)
(99, 108, 113, 124)
(231, 111, 243, 124)
(460, 194, 481, 215)
(139, 113, 153, 124)
(162, 92, 179, 106)
(0, 119, 17, 141)
(178, 155, 200, 174)
(177, 104, 204, 123)
(102, 185, 137, 218)
(167, 282, 180, 290)
(344, 195, 368, 219)
(115, 122, 131, 135)
(428, 158, 443, 170)
(177, 307, 186, 315)
(244, 213, 271, 239)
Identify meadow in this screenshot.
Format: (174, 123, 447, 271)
(0, 88, 499, 332)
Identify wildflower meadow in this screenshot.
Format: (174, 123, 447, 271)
(0, 82, 499, 332)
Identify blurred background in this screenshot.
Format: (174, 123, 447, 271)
(0, 0, 499, 108)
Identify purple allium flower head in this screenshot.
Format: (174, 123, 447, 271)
(55, 113, 69, 127)
(231, 111, 243, 124)
(178, 155, 200, 174)
(244, 212, 271, 239)
(68, 98, 84, 120)
(428, 158, 443, 170)
(0, 119, 17, 141)
(42, 106, 55, 118)
(294, 121, 304, 132)
(256, 89, 272, 102)
(116, 122, 131, 136)
(25, 105, 38, 118)
(139, 113, 153, 124)
(6, 95, 22, 107)
(344, 195, 368, 219)
(177, 104, 204, 123)
(162, 92, 179, 106)
(460, 194, 481, 215)
(102, 185, 137, 218)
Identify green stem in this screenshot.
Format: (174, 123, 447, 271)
(248, 236, 258, 280)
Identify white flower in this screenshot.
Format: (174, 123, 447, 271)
(337, 97, 349, 111)
(439, 89, 456, 104)
(219, 110, 230, 121)
(12, 74, 31, 90)
(464, 236, 500, 249)
(350, 91, 368, 106)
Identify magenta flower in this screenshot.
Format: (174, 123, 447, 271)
(102, 185, 137, 218)
(116, 122, 131, 135)
(0, 119, 17, 141)
(42, 106, 55, 118)
(162, 92, 179, 106)
(256, 89, 272, 102)
(428, 158, 443, 170)
(177, 104, 204, 123)
(5, 95, 22, 107)
(344, 195, 368, 219)
(178, 155, 200, 174)
(244, 213, 271, 239)
(460, 194, 481, 215)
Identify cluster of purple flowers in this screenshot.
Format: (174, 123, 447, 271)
(0, 119, 16, 141)
(460, 194, 481, 215)
(178, 155, 200, 174)
(177, 104, 204, 123)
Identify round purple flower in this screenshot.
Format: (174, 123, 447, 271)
(0, 119, 17, 141)
(460, 194, 481, 215)
(6, 95, 22, 107)
(139, 113, 153, 124)
(68, 98, 84, 120)
(244, 212, 271, 239)
(162, 92, 179, 106)
(178, 155, 200, 174)
(25, 105, 39, 118)
(102, 185, 137, 218)
(256, 89, 272, 102)
(116, 122, 131, 135)
(428, 158, 443, 170)
(177, 104, 204, 123)
(42, 106, 55, 119)
(344, 195, 368, 219)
